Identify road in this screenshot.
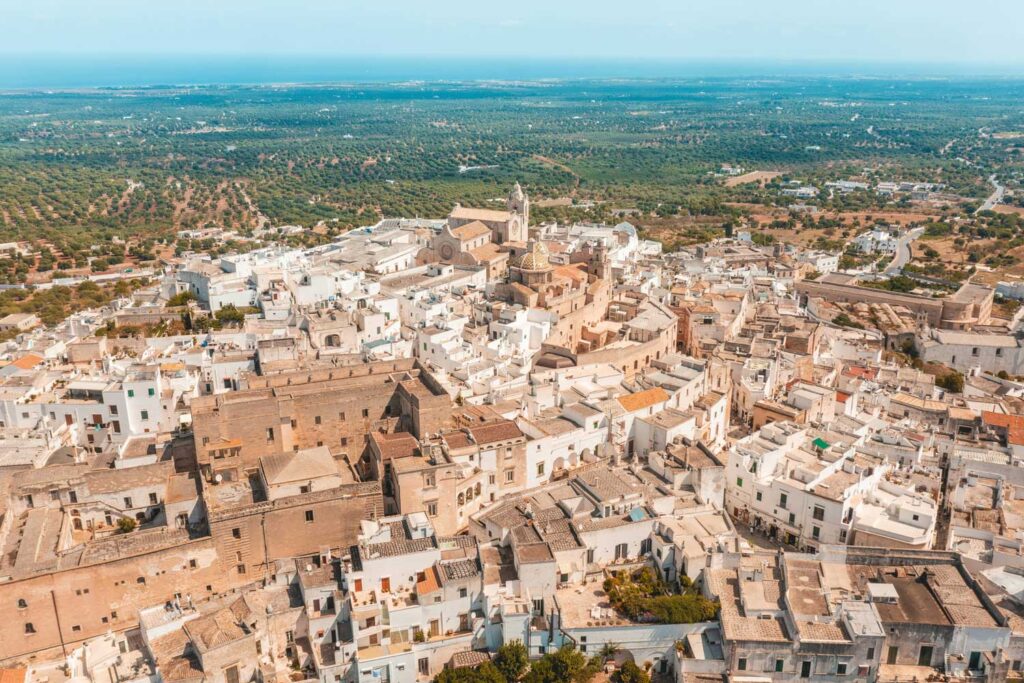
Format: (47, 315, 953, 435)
(977, 174, 1005, 213)
(884, 226, 925, 275)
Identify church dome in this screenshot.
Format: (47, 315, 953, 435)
(517, 241, 550, 271)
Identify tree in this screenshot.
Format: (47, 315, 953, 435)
(937, 370, 965, 393)
(613, 662, 649, 683)
(522, 647, 600, 683)
(494, 641, 529, 683)
(598, 643, 620, 663)
(435, 663, 505, 683)
(117, 517, 137, 534)
(168, 290, 196, 307)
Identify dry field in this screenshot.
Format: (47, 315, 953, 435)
(724, 170, 781, 187)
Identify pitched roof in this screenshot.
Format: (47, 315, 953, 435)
(451, 220, 491, 241)
(10, 354, 44, 371)
(260, 446, 338, 485)
(617, 387, 670, 413)
(450, 206, 513, 223)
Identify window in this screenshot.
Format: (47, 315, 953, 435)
(866, 648, 874, 661)
(812, 505, 825, 521)
(237, 564, 246, 574)
(459, 587, 467, 598)
(305, 510, 315, 523)
(339, 412, 346, 421)
(112, 420, 121, 434)
(140, 410, 149, 421)
(362, 408, 369, 418)
(315, 415, 322, 425)
(736, 477, 743, 488)
(756, 491, 762, 502)
(427, 503, 437, 517)
(788, 512, 796, 525)
(812, 526, 820, 540)
(779, 492, 788, 509)
(972, 347, 979, 356)
(737, 658, 747, 671)
(232, 528, 241, 539)
(124, 497, 133, 509)
(839, 529, 848, 543)
(72, 625, 81, 633)
(149, 493, 158, 505)
(537, 462, 545, 476)
(25, 623, 35, 634)
(17, 599, 27, 609)
(505, 470, 514, 483)
(110, 405, 118, 415)
(775, 659, 784, 673)
(127, 389, 134, 398)
(266, 427, 274, 442)
(69, 490, 77, 504)
(148, 388, 155, 396)
(837, 662, 847, 676)
(189, 559, 197, 569)
(614, 543, 628, 560)
(341, 437, 348, 446)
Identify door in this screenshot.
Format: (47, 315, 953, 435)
(225, 666, 239, 683)
(800, 661, 811, 678)
(353, 578, 362, 592)
(887, 647, 898, 665)
(918, 646, 933, 667)
(381, 576, 391, 592)
(969, 652, 982, 670)
(429, 620, 440, 638)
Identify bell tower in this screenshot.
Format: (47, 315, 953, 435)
(507, 182, 530, 242)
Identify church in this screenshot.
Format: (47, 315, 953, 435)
(426, 183, 531, 279)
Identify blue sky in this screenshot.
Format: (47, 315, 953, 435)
(2, 0, 1022, 66)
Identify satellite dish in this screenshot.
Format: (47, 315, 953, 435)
(213, 473, 223, 484)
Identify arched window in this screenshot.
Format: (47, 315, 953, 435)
(17, 599, 27, 609)
(457, 492, 465, 506)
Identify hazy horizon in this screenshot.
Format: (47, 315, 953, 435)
(1, 0, 1022, 88)
(2, 54, 1024, 90)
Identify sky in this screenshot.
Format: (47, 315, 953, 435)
(0, 0, 1022, 72)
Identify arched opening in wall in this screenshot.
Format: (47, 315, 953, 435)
(553, 457, 567, 472)
(325, 334, 341, 348)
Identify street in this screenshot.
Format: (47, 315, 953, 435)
(977, 174, 1005, 213)
(884, 226, 925, 275)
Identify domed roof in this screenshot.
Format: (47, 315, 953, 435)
(517, 241, 550, 271)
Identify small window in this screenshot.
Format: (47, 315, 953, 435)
(149, 493, 158, 505)
(140, 410, 149, 421)
(315, 415, 322, 425)
(17, 598, 27, 609)
(427, 502, 437, 517)
(755, 491, 762, 502)
(813, 506, 825, 521)
(837, 663, 847, 676)
(775, 659, 784, 673)
(25, 623, 35, 634)
(505, 470, 514, 482)
(148, 388, 155, 396)
(189, 559, 198, 569)
(738, 658, 747, 671)
(305, 510, 314, 523)
(812, 526, 821, 540)
(127, 389, 135, 398)
(266, 427, 274, 442)
(459, 587, 467, 598)
(237, 564, 246, 574)
(362, 408, 369, 418)
(537, 462, 545, 476)
(232, 528, 241, 539)
(124, 497, 133, 508)
(736, 477, 743, 488)
(72, 625, 81, 633)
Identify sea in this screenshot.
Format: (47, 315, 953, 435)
(0, 55, 1020, 90)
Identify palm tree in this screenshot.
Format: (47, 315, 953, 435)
(599, 643, 621, 663)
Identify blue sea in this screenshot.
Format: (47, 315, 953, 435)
(0, 54, 1020, 89)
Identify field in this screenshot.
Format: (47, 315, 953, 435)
(724, 171, 780, 187)
(0, 76, 1022, 283)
